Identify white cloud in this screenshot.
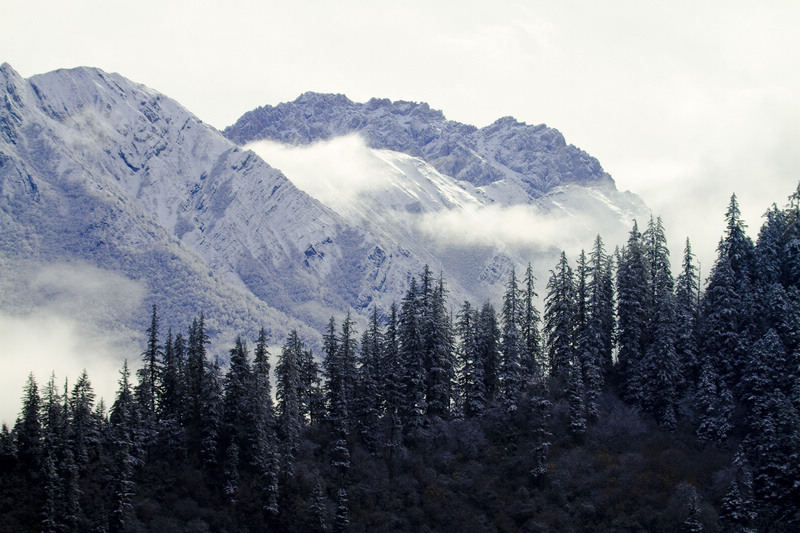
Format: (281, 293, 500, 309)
(0, 311, 134, 427)
(2, 1, 799, 327)
(0, 261, 147, 426)
(246, 134, 394, 213)
(414, 203, 625, 258)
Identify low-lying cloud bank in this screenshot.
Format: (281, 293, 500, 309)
(414, 203, 590, 252)
(0, 311, 135, 426)
(414, 196, 639, 259)
(0, 261, 147, 425)
(246, 134, 393, 213)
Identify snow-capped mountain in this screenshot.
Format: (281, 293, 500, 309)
(1, 64, 648, 354)
(223, 92, 618, 195)
(227, 93, 648, 304)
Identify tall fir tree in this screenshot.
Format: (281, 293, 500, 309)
(640, 217, 680, 428)
(276, 330, 305, 476)
(675, 238, 700, 388)
(223, 337, 252, 462)
(355, 307, 382, 449)
(15, 373, 42, 472)
(109, 361, 139, 533)
(699, 194, 755, 391)
(250, 328, 280, 516)
(137, 304, 161, 419)
(458, 301, 486, 418)
(616, 221, 650, 402)
(545, 252, 576, 381)
(69, 370, 98, 470)
(425, 274, 454, 418)
(399, 277, 427, 431)
(200, 356, 224, 468)
(500, 267, 525, 411)
(521, 263, 543, 383)
(476, 302, 501, 403)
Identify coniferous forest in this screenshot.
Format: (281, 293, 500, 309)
(2, 190, 800, 532)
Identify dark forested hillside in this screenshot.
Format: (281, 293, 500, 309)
(2, 188, 799, 532)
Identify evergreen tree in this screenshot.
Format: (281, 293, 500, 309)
(521, 263, 543, 383)
(249, 328, 280, 515)
(545, 252, 576, 381)
(589, 236, 615, 375)
(0, 423, 16, 467)
(159, 329, 184, 424)
(399, 277, 427, 431)
(741, 330, 786, 422)
(308, 478, 329, 532)
(744, 388, 800, 525)
(109, 361, 141, 533)
(324, 314, 358, 435)
(458, 301, 486, 418)
(185, 314, 210, 438)
(322, 316, 339, 423)
(675, 238, 700, 387)
(40, 451, 60, 533)
(683, 486, 703, 532)
(301, 345, 324, 426)
(475, 302, 501, 403)
(109, 360, 139, 452)
(200, 356, 223, 468)
(425, 274, 454, 418)
(223, 336, 252, 460)
(720, 450, 757, 532)
(69, 370, 98, 469)
(60, 378, 81, 532)
(640, 217, 680, 428)
(40, 373, 67, 454)
(500, 267, 525, 411)
(567, 361, 586, 439)
(381, 302, 403, 419)
(355, 307, 382, 449)
(575, 251, 589, 337)
(334, 487, 350, 533)
(15, 373, 42, 471)
(381, 302, 404, 460)
(695, 361, 734, 443)
(616, 221, 649, 402)
(223, 441, 239, 504)
(137, 303, 161, 418)
(277, 330, 304, 475)
(699, 194, 755, 390)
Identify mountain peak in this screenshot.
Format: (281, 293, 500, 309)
(293, 92, 353, 106)
(224, 94, 612, 193)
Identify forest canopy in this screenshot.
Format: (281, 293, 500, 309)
(2, 188, 800, 532)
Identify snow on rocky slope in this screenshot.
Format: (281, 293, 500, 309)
(233, 94, 650, 303)
(0, 64, 430, 350)
(1, 65, 648, 357)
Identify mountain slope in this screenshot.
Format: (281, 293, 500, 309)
(2, 65, 648, 357)
(228, 95, 648, 302)
(223, 92, 616, 196)
(0, 65, 433, 349)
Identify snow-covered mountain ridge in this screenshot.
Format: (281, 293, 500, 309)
(223, 92, 616, 196)
(1, 64, 648, 358)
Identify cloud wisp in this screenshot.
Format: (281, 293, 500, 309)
(246, 134, 394, 216)
(0, 261, 147, 425)
(414, 200, 635, 259)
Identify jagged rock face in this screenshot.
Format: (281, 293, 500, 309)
(223, 93, 615, 193)
(0, 64, 433, 345)
(1, 64, 648, 352)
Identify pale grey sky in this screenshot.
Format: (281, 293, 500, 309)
(4, 1, 799, 262)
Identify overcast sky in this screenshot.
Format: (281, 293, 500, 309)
(5, 0, 799, 258)
(2, 1, 799, 419)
